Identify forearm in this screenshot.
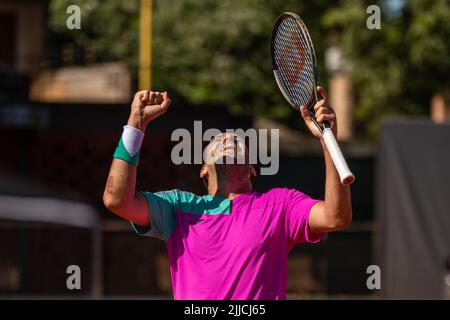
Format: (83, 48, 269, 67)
(321, 138, 352, 228)
(103, 158, 138, 211)
(103, 118, 145, 216)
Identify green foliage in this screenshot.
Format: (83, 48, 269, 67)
(49, 0, 139, 67)
(323, 0, 450, 138)
(49, 0, 331, 131)
(48, 0, 450, 139)
(151, 0, 332, 125)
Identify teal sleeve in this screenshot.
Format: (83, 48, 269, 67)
(131, 190, 179, 241)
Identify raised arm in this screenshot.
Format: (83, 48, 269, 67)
(299, 86, 352, 234)
(103, 90, 172, 227)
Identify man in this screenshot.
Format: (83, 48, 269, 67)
(103, 87, 352, 299)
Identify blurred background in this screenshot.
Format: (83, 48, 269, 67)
(0, 0, 449, 299)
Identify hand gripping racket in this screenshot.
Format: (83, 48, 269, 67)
(271, 12, 355, 185)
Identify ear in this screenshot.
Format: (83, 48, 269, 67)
(250, 165, 257, 177)
(200, 165, 208, 179)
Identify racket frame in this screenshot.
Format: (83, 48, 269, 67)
(271, 12, 355, 185)
(271, 12, 324, 133)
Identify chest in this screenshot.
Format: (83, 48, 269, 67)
(174, 204, 286, 255)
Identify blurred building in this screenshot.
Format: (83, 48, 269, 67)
(325, 43, 354, 141)
(0, 0, 48, 103)
(430, 93, 450, 123)
(0, 0, 130, 104)
(30, 63, 131, 103)
(0, 0, 47, 75)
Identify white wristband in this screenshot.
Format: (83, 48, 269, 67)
(122, 125, 145, 157)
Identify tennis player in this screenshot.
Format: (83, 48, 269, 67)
(103, 88, 352, 300)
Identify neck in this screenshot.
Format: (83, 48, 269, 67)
(207, 179, 252, 199)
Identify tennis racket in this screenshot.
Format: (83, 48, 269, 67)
(271, 12, 355, 185)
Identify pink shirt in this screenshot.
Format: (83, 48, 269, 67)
(131, 187, 323, 300)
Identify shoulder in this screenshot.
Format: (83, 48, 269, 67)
(261, 188, 313, 205)
(153, 189, 230, 215)
(244, 188, 289, 208)
(261, 187, 291, 199)
(266, 187, 310, 197)
(140, 189, 198, 205)
(161, 189, 197, 202)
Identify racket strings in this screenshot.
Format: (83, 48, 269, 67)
(278, 21, 315, 106)
(273, 17, 316, 109)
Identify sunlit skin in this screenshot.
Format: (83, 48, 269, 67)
(103, 87, 352, 235)
(200, 133, 256, 199)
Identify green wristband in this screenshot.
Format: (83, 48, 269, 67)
(113, 136, 140, 166)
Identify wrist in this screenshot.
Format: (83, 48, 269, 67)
(113, 125, 145, 166)
(127, 113, 148, 132)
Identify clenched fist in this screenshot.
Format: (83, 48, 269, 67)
(127, 90, 171, 131)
